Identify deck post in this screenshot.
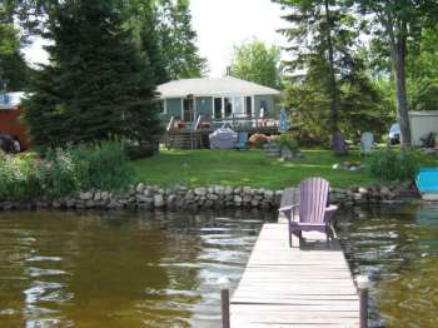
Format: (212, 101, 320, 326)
(357, 275, 369, 328)
(221, 289, 230, 328)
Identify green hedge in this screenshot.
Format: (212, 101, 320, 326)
(0, 141, 135, 201)
(366, 148, 420, 182)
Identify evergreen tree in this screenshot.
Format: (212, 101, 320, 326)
(277, 0, 388, 142)
(0, 3, 31, 91)
(23, 0, 162, 148)
(156, 0, 207, 80)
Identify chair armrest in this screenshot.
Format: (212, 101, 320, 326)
(325, 204, 338, 212)
(278, 204, 299, 213)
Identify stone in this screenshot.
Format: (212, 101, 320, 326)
(208, 194, 219, 200)
(224, 186, 234, 195)
(86, 200, 95, 208)
(358, 187, 369, 196)
(136, 183, 145, 193)
(380, 186, 390, 196)
(194, 187, 207, 196)
(154, 194, 164, 208)
(243, 195, 252, 203)
(214, 186, 225, 195)
(185, 191, 195, 200)
(79, 191, 93, 201)
(234, 195, 242, 203)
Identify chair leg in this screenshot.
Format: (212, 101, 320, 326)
(288, 224, 292, 247)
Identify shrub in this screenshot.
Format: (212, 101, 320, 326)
(273, 133, 300, 154)
(0, 141, 136, 201)
(366, 148, 420, 181)
(71, 140, 135, 191)
(0, 151, 41, 200)
(37, 148, 80, 198)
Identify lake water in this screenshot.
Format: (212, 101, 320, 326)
(0, 209, 275, 327)
(0, 206, 436, 327)
(337, 204, 438, 328)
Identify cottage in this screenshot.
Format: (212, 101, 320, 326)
(157, 77, 280, 123)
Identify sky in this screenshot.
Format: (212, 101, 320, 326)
(24, 0, 288, 78)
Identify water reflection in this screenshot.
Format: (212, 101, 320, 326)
(0, 209, 275, 327)
(337, 204, 438, 328)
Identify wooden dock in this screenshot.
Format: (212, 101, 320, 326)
(229, 221, 361, 326)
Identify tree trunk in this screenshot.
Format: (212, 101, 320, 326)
(391, 38, 411, 147)
(324, 0, 339, 134)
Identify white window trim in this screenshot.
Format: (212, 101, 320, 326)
(209, 95, 257, 119)
(163, 99, 167, 115)
(180, 97, 197, 121)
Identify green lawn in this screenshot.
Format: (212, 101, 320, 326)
(133, 148, 378, 189)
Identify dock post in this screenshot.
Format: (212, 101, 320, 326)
(357, 275, 369, 328)
(221, 289, 230, 328)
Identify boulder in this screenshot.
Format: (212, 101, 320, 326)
(154, 194, 164, 208)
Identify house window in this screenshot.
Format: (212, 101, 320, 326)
(245, 96, 252, 117)
(224, 97, 233, 118)
(158, 100, 165, 114)
(214, 97, 222, 119)
(259, 100, 267, 118)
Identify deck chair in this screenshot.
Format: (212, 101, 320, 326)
(360, 132, 374, 156)
(279, 177, 338, 247)
(235, 132, 249, 150)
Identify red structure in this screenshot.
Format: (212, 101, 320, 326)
(0, 92, 30, 150)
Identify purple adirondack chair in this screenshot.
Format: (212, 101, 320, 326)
(279, 177, 338, 247)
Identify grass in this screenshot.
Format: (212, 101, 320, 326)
(133, 148, 380, 189)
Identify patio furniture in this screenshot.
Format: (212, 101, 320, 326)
(279, 177, 338, 247)
(332, 132, 348, 155)
(235, 132, 249, 150)
(209, 127, 238, 149)
(360, 132, 374, 156)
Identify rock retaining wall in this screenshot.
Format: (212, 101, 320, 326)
(0, 182, 416, 211)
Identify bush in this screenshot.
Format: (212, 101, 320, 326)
(273, 133, 300, 154)
(71, 140, 135, 191)
(0, 151, 41, 200)
(0, 141, 135, 201)
(37, 148, 80, 198)
(366, 148, 420, 181)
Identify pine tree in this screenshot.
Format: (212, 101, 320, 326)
(156, 0, 207, 80)
(0, 4, 31, 91)
(23, 0, 162, 148)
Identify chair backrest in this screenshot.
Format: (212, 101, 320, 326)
(360, 132, 374, 153)
(299, 177, 330, 223)
(237, 132, 248, 146)
(238, 132, 248, 143)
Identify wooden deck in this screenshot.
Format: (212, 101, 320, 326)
(229, 198, 360, 326)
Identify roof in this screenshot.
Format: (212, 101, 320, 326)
(157, 77, 280, 98)
(409, 110, 438, 117)
(0, 92, 26, 110)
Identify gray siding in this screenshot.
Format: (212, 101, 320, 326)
(254, 95, 276, 118)
(195, 97, 213, 118)
(166, 98, 182, 118)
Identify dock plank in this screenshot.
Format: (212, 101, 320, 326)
(230, 223, 359, 327)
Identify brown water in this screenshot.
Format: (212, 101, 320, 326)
(0, 206, 437, 328)
(337, 204, 438, 328)
(0, 209, 275, 327)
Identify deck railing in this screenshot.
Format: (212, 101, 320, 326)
(165, 114, 279, 133)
